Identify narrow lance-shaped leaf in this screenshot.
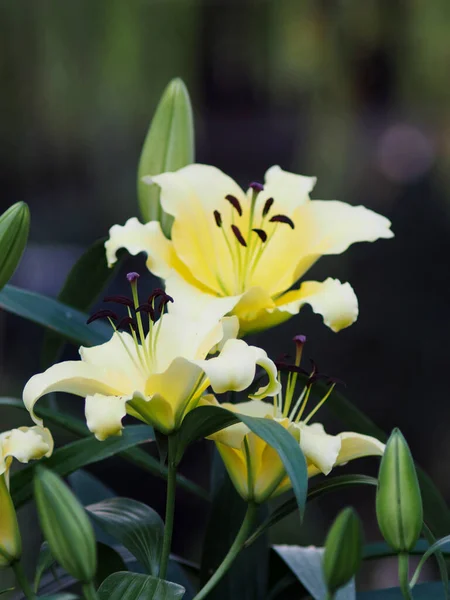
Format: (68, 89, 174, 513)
(0, 201, 30, 291)
(137, 78, 194, 236)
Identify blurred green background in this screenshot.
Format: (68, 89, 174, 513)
(2, 0, 450, 593)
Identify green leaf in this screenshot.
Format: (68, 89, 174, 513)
(11, 425, 154, 508)
(98, 572, 185, 599)
(357, 581, 446, 598)
(87, 498, 164, 577)
(137, 78, 194, 236)
(42, 238, 116, 367)
(35, 542, 56, 592)
(246, 475, 377, 547)
(0, 284, 109, 346)
(0, 398, 209, 502)
(311, 378, 450, 538)
(200, 451, 269, 600)
(177, 405, 308, 520)
(38, 595, 79, 599)
(273, 545, 355, 600)
(0, 201, 30, 291)
(421, 523, 450, 600)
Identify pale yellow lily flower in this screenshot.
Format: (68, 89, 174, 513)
(204, 395, 384, 504)
(0, 425, 53, 566)
(23, 286, 280, 439)
(105, 164, 393, 334)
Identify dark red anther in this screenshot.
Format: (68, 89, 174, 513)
(262, 197, 274, 217)
(249, 182, 264, 192)
(231, 225, 247, 247)
(158, 292, 174, 313)
(103, 295, 134, 308)
(274, 361, 308, 375)
(126, 272, 140, 283)
(225, 194, 243, 216)
(87, 309, 118, 325)
(252, 228, 268, 243)
(214, 210, 222, 227)
(148, 288, 165, 305)
(117, 316, 137, 331)
(136, 303, 156, 322)
(269, 214, 295, 229)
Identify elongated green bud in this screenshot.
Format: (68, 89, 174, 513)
(376, 428, 423, 552)
(0, 202, 30, 291)
(137, 77, 194, 236)
(323, 507, 363, 596)
(34, 467, 97, 583)
(0, 475, 21, 566)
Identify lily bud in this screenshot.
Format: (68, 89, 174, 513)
(376, 428, 423, 552)
(0, 202, 30, 291)
(0, 475, 21, 567)
(34, 467, 97, 583)
(323, 507, 363, 596)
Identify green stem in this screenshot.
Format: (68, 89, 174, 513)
(398, 553, 413, 599)
(159, 435, 178, 580)
(82, 581, 100, 600)
(193, 502, 258, 600)
(12, 562, 36, 600)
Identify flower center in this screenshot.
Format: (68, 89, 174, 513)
(87, 272, 173, 376)
(212, 182, 295, 294)
(274, 335, 339, 425)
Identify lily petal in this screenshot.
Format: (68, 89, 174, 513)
(261, 165, 316, 212)
(336, 432, 385, 466)
(239, 278, 359, 335)
(105, 217, 175, 277)
(85, 394, 130, 441)
(296, 422, 341, 476)
(194, 339, 280, 398)
(148, 164, 247, 294)
(23, 361, 131, 427)
(145, 357, 205, 431)
(0, 427, 54, 477)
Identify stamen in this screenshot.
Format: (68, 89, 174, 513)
(293, 335, 306, 367)
(252, 228, 268, 243)
(117, 316, 137, 331)
(231, 225, 247, 247)
(148, 288, 165, 305)
(225, 194, 243, 216)
(274, 362, 308, 375)
(214, 210, 222, 227)
(87, 310, 118, 325)
(103, 295, 134, 308)
(269, 215, 295, 229)
(126, 272, 140, 283)
(136, 303, 156, 322)
(249, 181, 264, 192)
(303, 384, 336, 424)
(262, 197, 274, 217)
(158, 292, 174, 313)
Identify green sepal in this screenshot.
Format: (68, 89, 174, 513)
(0, 201, 30, 291)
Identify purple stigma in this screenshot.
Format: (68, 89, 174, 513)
(293, 334, 307, 345)
(249, 181, 264, 193)
(127, 272, 140, 283)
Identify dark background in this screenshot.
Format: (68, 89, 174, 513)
(1, 0, 450, 592)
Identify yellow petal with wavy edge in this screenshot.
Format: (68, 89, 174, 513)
(237, 278, 359, 335)
(23, 361, 132, 427)
(149, 165, 247, 294)
(105, 217, 175, 277)
(262, 165, 317, 211)
(85, 394, 131, 441)
(193, 339, 280, 398)
(0, 426, 53, 478)
(0, 474, 21, 566)
(129, 395, 175, 435)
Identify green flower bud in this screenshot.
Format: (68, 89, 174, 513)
(0, 475, 21, 567)
(34, 467, 97, 583)
(376, 428, 423, 552)
(0, 202, 30, 291)
(323, 507, 363, 596)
